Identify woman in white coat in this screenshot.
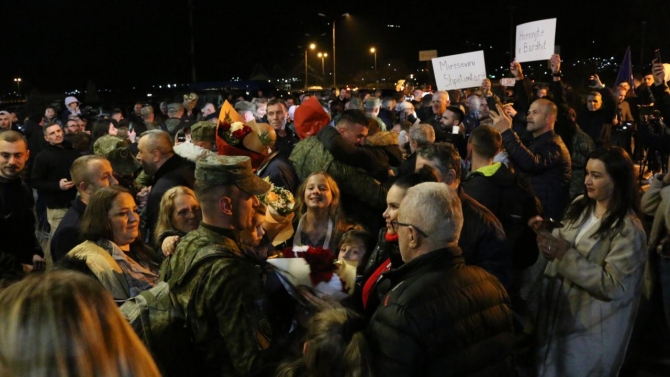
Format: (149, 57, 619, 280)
(528, 146, 647, 377)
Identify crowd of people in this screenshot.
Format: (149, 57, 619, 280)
(1, 53, 670, 376)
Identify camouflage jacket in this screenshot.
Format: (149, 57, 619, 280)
(289, 136, 387, 209)
(161, 223, 271, 376)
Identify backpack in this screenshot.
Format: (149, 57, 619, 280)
(120, 246, 229, 376)
(498, 176, 542, 269)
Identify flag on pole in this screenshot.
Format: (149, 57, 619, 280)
(614, 46, 633, 89)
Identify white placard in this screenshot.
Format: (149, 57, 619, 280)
(431, 50, 487, 91)
(515, 18, 556, 63)
(500, 78, 516, 87)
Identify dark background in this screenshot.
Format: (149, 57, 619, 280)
(2, 1, 670, 93)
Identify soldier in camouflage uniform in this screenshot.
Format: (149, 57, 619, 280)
(161, 154, 273, 376)
(289, 109, 389, 234)
(162, 103, 190, 137)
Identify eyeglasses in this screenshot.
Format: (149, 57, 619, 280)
(390, 220, 428, 237)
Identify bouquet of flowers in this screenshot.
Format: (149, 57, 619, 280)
(259, 178, 295, 217)
(218, 112, 253, 146)
(281, 245, 337, 287)
(259, 177, 296, 246)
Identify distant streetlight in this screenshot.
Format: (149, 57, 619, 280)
(370, 47, 377, 71)
(304, 43, 316, 90)
(318, 12, 349, 89)
(13, 78, 21, 94)
(318, 52, 328, 75)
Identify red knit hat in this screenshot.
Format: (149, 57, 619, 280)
(294, 97, 330, 139)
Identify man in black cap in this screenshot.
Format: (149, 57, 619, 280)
(162, 154, 273, 376)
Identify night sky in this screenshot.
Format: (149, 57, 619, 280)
(3, 1, 670, 94)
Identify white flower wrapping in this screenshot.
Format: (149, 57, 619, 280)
(230, 121, 244, 133)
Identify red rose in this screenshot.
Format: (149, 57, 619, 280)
(232, 129, 246, 139)
(304, 246, 336, 286)
(220, 122, 231, 131)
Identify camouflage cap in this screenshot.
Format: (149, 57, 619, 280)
(107, 146, 141, 176)
(190, 121, 216, 143)
(183, 92, 198, 103)
(93, 135, 125, 156)
(195, 155, 270, 195)
(167, 103, 184, 113)
(140, 105, 154, 116)
(234, 101, 256, 112)
(364, 97, 381, 109)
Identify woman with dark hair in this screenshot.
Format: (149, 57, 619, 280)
(354, 166, 438, 319)
(528, 146, 646, 376)
(91, 119, 119, 142)
(67, 186, 160, 300)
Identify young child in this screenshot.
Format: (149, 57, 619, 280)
(337, 229, 374, 265)
(275, 308, 373, 377)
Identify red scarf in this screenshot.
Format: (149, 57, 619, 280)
(362, 231, 398, 308)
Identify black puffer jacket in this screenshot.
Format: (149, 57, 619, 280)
(367, 246, 515, 377)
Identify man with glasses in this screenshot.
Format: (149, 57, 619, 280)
(416, 142, 511, 288)
(64, 119, 80, 135)
(368, 182, 514, 376)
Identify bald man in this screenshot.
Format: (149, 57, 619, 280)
(137, 129, 195, 242)
(490, 99, 571, 221)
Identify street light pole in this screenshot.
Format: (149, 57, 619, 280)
(370, 47, 377, 71)
(318, 53, 328, 75)
(304, 43, 315, 90)
(13, 78, 21, 94)
(319, 13, 348, 90)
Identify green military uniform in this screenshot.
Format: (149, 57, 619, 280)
(289, 136, 387, 209)
(163, 118, 184, 134)
(161, 155, 272, 376)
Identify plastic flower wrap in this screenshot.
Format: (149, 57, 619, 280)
(258, 177, 295, 246)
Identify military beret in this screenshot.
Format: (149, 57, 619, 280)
(107, 146, 141, 176)
(190, 121, 216, 143)
(195, 155, 270, 195)
(93, 135, 125, 157)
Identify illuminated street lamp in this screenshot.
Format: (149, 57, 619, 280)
(304, 43, 316, 90)
(370, 47, 377, 71)
(318, 52, 328, 75)
(13, 78, 21, 94)
(318, 12, 349, 89)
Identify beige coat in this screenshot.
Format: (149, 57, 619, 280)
(67, 241, 130, 300)
(640, 174, 670, 298)
(533, 208, 647, 377)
